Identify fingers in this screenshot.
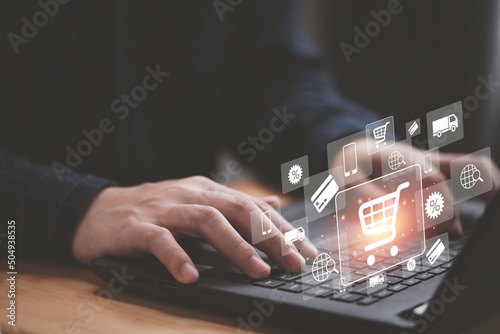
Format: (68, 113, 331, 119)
(260, 195, 281, 210)
(158, 205, 272, 279)
(136, 225, 199, 284)
(252, 196, 318, 258)
(185, 177, 317, 260)
(189, 193, 307, 272)
(160, 177, 314, 272)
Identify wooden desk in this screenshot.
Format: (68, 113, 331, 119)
(1, 179, 499, 334)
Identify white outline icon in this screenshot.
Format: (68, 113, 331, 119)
(311, 174, 339, 213)
(432, 114, 458, 138)
(284, 227, 305, 246)
(312, 253, 339, 282)
(288, 164, 303, 185)
(460, 164, 484, 189)
(388, 151, 406, 170)
(406, 258, 416, 272)
(369, 274, 384, 288)
(261, 211, 271, 235)
(425, 192, 444, 219)
(343, 142, 358, 177)
(366, 116, 395, 155)
(426, 239, 445, 265)
(408, 121, 419, 136)
(424, 154, 433, 173)
(374, 122, 390, 149)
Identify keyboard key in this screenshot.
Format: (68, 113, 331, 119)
(269, 271, 302, 282)
(304, 287, 333, 298)
(278, 283, 309, 293)
(351, 283, 386, 296)
(357, 296, 379, 305)
(331, 293, 363, 303)
(385, 277, 403, 285)
(349, 261, 368, 270)
(269, 264, 281, 271)
(414, 265, 431, 274)
(320, 281, 335, 289)
(441, 262, 454, 269)
(374, 290, 394, 299)
(253, 279, 285, 289)
(429, 267, 447, 275)
(355, 268, 377, 277)
(401, 278, 421, 287)
(415, 273, 434, 281)
(295, 275, 322, 286)
(388, 284, 407, 292)
(448, 249, 461, 257)
(388, 270, 416, 279)
(227, 274, 254, 284)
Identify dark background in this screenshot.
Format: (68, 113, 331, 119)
(299, 0, 500, 163)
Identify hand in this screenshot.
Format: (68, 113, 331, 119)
(72, 176, 318, 283)
(330, 138, 500, 237)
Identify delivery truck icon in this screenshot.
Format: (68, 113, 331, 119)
(432, 114, 458, 138)
(284, 227, 305, 246)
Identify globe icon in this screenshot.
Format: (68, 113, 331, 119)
(460, 164, 483, 189)
(312, 253, 338, 282)
(388, 151, 406, 170)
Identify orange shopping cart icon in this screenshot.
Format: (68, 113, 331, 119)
(358, 181, 410, 266)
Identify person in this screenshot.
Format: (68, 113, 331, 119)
(1, 1, 498, 285)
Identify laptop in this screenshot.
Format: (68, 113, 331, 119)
(91, 192, 500, 333)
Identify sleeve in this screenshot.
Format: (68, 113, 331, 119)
(0, 149, 117, 261)
(225, 0, 378, 184)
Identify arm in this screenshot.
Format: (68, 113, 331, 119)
(0, 150, 315, 282)
(0, 149, 117, 260)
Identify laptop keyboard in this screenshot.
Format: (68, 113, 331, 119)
(227, 237, 467, 306)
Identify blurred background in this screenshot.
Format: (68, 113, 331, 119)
(299, 0, 500, 164)
(2, 0, 499, 180)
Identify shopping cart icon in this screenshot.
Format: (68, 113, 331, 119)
(358, 181, 410, 266)
(373, 122, 390, 149)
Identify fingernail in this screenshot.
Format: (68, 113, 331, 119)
(180, 262, 199, 281)
(264, 195, 280, 203)
(285, 248, 305, 272)
(248, 255, 270, 277)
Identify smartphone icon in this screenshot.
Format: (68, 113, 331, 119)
(343, 142, 358, 177)
(424, 154, 432, 174)
(261, 211, 272, 235)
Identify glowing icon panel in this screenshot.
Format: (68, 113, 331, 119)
(460, 164, 483, 189)
(311, 174, 339, 213)
(312, 253, 339, 282)
(359, 181, 409, 254)
(335, 164, 425, 287)
(425, 192, 444, 219)
(365, 116, 395, 155)
(388, 151, 406, 170)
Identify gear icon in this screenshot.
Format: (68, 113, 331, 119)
(288, 164, 303, 185)
(425, 191, 444, 219)
(406, 258, 416, 272)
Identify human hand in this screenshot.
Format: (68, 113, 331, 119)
(72, 176, 318, 283)
(330, 138, 500, 237)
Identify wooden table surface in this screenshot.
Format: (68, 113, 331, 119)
(1, 179, 499, 334)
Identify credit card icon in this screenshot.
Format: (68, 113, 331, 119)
(408, 122, 419, 136)
(311, 174, 339, 213)
(426, 238, 445, 265)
